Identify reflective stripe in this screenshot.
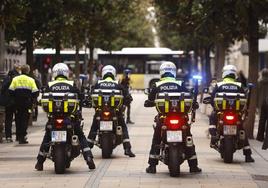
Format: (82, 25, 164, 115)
(209, 125, 216, 129)
(215, 92, 245, 97)
(157, 92, 192, 97)
(83, 147, 91, 152)
(236, 100, 240, 110)
(42, 93, 77, 97)
(48, 79, 74, 87)
(222, 99, 226, 110)
(39, 151, 45, 156)
(189, 155, 197, 160)
(149, 154, 159, 159)
(244, 146, 250, 150)
(93, 89, 121, 94)
(165, 100, 169, 113)
(9, 74, 38, 92)
(98, 78, 118, 84)
(217, 79, 242, 87)
(123, 139, 130, 143)
(156, 77, 182, 87)
(87, 139, 95, 143)
(180, 100, 185, 113)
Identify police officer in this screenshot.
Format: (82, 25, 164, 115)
(145, 62, 201, 174)
(120, 69, 134, 124)
(209, 65, 254, 162)
(35, 63, 95, 171)
(87, 65, 135, 157)
(8, 64, 38, 144)
(1, 63, 21, 142)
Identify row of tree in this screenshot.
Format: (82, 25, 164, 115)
(1, 0, 154, 79)
(154, 0, 268, 137)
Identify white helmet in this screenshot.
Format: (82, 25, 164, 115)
(222, 64, 237, 78)
(160, 61, 176, 78)
(52, 63, 69, 78)
(102, 65, 116, 79)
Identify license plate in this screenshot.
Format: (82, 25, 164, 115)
(100, 121, 113, 131)
(223, 125, 237, 135)
(51, 131, 67, 142)
(167, 130, 182, 142)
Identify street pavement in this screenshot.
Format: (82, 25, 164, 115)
(0, 93, 268, 188)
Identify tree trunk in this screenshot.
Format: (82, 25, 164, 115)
(88, 46, 94, 85)
(244, 6, 259, 139)
(0, 25, 5, 76)
(26, 30, 34, 72)
(215, 42, 226, 80)
(75, 45, 80, 79)
(204, 46, 211, 86)
(55, 34, 61, 63)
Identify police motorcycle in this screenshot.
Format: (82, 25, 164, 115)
(144, 85, 198, 177)
(40, 92, 82, 174)
(203, 84, 253, 163)
(90, 88, 124, 158)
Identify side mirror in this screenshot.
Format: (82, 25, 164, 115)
(247, 83, 254, 89)
(203, 88, 209, 94)
(203, 96, 211, 104)
(40, 86, 46, 93)
(144, 88, 150, 95)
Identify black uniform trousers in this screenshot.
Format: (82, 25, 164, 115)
(4, 105, 18, 139)
(37, 121, 93, 163)
(148, 115, 199, 168)
(209, 111, 252, 156)
(88, 112, 131, 149)
(16, 105, 30, 141)
(257, 102, 268, 148)
(126, 103, 131, 122)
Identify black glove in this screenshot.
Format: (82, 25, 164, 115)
(193, 102, 199, 109)
(144, 100, 155, 107)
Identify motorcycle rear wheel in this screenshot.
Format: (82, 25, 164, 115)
(101, 133, 113, 158)
(168, 145, 180, 177)
(54, 144, 66, 174)
(223, 136, 234, 163)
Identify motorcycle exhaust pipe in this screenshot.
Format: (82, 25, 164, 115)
(116, 126, 122, 135)
(239, 130, 246, 140)
(72, 135, 79, 146)
(186, 136, 193, 147)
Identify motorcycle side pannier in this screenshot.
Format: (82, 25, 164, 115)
(214, 92, 247, 111)
(91, 89, 123, 108)
(41, 93, 79, 113)
(155, 92, 193, 114)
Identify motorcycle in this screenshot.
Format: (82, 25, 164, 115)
(144, 89, 198, 177)
(203, 84, 253, 163)
(40, 92, 81, 174)
(91, 89, 124, 158)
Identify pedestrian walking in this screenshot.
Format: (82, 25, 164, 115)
(0, 63, 21, 142)
(8, 64, 39, 144)
(256, 68, 268, 148)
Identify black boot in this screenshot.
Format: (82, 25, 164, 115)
(124, 148, 136, 157)
(146, 165, 156, 174)
(245, 155, 255, 163)
(190, 166, 202, 173)
(35, 161, 43, 171)
(87, 157, 96, 170)
(126, 119, 135, 124)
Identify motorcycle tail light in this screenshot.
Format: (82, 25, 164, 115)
(165, 113, 185, 130)
(55, 118, 64, 129)
(223, 111, 238, 125)
(102, 111, 111, 120)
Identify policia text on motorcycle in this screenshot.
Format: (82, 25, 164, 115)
(87, 65, 135, 157)
(35, 63, 95, 171)
(144, 62, 202, 174)
(208, 65, 254, 163)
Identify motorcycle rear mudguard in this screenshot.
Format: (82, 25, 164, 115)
(161, 142, 185, 165)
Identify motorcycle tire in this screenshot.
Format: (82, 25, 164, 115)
(101, 133, 113, 158)
(54, 144, 66, 174)
(223, 136, 234, 163)
(168, 145, 180, 177)
(65, 160, 71, 168)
